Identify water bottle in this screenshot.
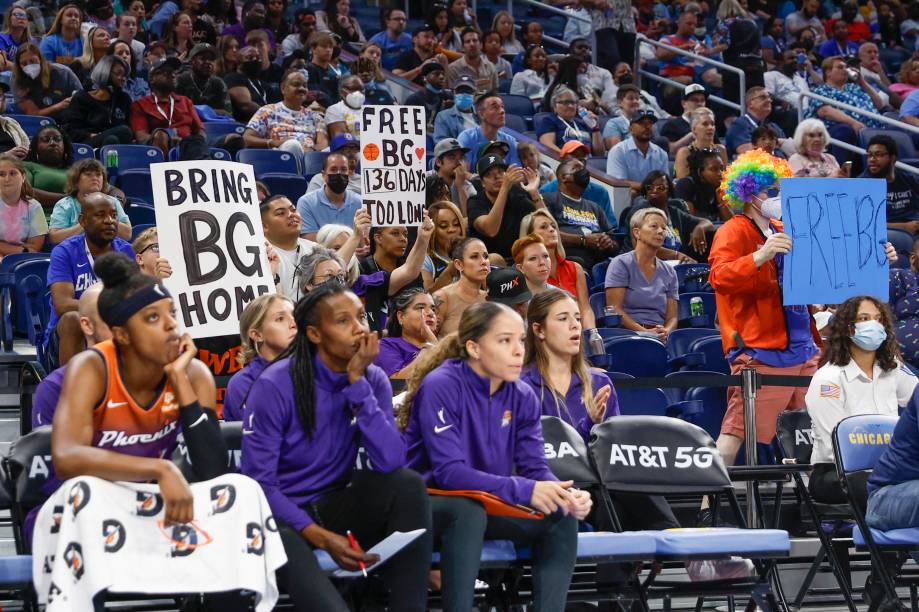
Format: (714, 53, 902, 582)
(690, 296, 704, 318)
(588, 328, 605, 356)
(578, 106, 597, 131)
(603, 304, 620, 328)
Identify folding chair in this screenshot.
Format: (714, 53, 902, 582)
(2, 426, 54, 554)
(775, 411, 858, 611)
(832, 414, 914, 612)
(0, 254, 50, 350)
(0, 454, 36, 611)
(589, 416, 791, 611)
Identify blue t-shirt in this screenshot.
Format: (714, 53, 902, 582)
(367, 31, 413, 70)
(38, 34, 82, 64)
(457, 126, 521, 168)
(45, 235, 135, 337)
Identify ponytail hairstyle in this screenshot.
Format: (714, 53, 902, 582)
(94, 252, 159, 330)
(238, 293, 295, 366)
(398, 300, 515, 430)
(282, 282, 352, 438)
(524, 288, 594, 420)
(386, 287, 430, 339)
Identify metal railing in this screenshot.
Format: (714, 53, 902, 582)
(797, 90, 919, 176)
(505, 0, 596, 64)
(633, 33, 746, 114)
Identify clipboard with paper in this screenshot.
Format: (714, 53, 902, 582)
(332, 529, 428, 578)
(427, 489, 544, 519)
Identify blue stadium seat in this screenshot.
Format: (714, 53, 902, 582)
(99, 145, 164, 171)
(500, 94, 535, 129)
(596, 328, 635, 341)
(131, 223, 154, 240)
(237, 149, 299, 176)
(17, 262, 50, 347)
(203, 121, 246, 139)
(588, 291, 605, 321)
(6, 114, 54, 138)
(127, 204, 156, 226)
(684, 384, 729, 440)
(678, 292, 717, 328)
(888, 228, 914, 255)
(687, 336, 729, 375)
(661, 369, 724, 403)
(119, 169, 154, 203)
(504, 114, 527, 133)
(301, 151, 326, 179)
(72, 143, 94, 160)
(667, 328, 720, 370)
(210, 147, 232, 161)
(589, 259, 609, 289)
(260, 173, 308, 203)
(533, 112, 553, 136)
(615, 387, 669, 417)
(0, 254, 50, 351)
(601, 336, 669, 377)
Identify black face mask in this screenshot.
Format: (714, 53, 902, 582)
(572, 168, 590, 190)
(800, 39, 814, 51)
(241, 59, 260, 76)
(617, 74, 633, 85)
(327, 173, 348, 194)
(245, 15, 265, 29)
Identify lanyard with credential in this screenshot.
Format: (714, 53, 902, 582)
(152, 94, 175, 126)
(83, 238, 96, 273)
(558, 116, 584, 144)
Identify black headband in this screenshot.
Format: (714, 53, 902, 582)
(100, 282, 172, 327)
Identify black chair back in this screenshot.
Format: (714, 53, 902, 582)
(540, 416, 598, 487)
(775, 411, 814, 465)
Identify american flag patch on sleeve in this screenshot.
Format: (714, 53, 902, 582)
(820, 384, 840, 399)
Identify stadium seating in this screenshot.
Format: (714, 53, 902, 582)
(0, 254, 50, 352)
(598, 336, 668, 377)
(237, 149, 300, 177)
(119, 169, 155, 203)
(301, 151, 326, 179)
(686, 336, 730, 375)
(666, 328, 719, 370)
(99, 145, 164, 171)
(71, 143, 94, 161)
(261, 173, 308, 203)
(503, 114, 527, 134)
(589, 260, 609, 289)
(499, 94, 535, 130)
(678, 292, 717, 328)
(5, 115, 54, 138)
(202, 121, 246, 139)
(127, 203, 156, 226)
(131, 223, 155, 240)
(858, 128, 917, 159)
(674, 263, 711, 293)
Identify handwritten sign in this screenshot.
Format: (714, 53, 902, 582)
(151, 160, 273, 338)
(361, 105, 426, 226)
(781, 177, 889, 305)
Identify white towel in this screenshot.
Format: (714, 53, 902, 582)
(33, 473, 287, 611)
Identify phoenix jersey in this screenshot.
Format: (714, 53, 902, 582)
(90, 340, 181, 460)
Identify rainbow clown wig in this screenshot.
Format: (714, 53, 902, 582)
(719, 150, 793, 212)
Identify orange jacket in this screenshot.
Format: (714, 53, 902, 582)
(708, 215, 820, 355)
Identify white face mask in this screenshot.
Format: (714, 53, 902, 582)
(345, 91, 365, 108)
(755, 195, 782, 220)
(22, 63, 41, 79)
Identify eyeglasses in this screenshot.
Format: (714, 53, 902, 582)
(140, 243, 160, 255)
(39, 134, 63, 143)
(11, 11, 27, 18)
(556, 99, 577, 106)
(867, 151, 890, 159)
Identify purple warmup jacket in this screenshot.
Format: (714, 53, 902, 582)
(240, 354, 404, 532)
(374, 337, 422, 376)
(404, 358, 556, 506)
(222, 356, 269, 422)
(519, 366, 620, 442)
(32, 366, 66, 429)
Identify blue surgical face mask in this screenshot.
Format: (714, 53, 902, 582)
(426, 83, 443, 94)
(852, 320, 887, 351)
(455, 92, 474, 111)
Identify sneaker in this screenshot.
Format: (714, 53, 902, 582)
(695, 508, 737, 528)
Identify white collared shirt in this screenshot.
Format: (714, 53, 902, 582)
(806, 359, 917, 464)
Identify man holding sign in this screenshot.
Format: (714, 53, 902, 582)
(705, 151, 899, 504)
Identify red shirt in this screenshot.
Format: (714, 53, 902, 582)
(130, 93, 204, 139)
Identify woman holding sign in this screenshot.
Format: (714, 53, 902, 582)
(704, 151, 899, 526)
(399, 301, 590, 612)
(241, 283, 433, 612)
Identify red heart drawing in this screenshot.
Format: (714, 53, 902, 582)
(415, 147, 425, 160)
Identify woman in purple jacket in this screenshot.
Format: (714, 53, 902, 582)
(222, 293, 295, 421)
(400, 301, 591, 612)
(240, 283, 433, 612)
(520, 289, 617, 442)
(373, 287, 438, 377)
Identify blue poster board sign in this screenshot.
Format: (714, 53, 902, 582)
(780, 178, 888, 306)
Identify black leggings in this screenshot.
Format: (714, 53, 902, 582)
(431, 495, 579, 612)
(277, 468, 433, 612)
(809, 463, 848, 505)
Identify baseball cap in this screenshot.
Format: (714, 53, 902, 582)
(412, 23, 435, 36)
(330, 132, 359, 151)
(477, 140, 510, 160)
(188, 43, 218, 61)
(453, 75, 476, 93)
(486, 268, 533, 305)
(476, 153, 508, 176)
(421, 62, 445, 77)
(682, 83, 708, 99)
(434, 138, 469, 159)
(149, 56, 182, 74)
(559, 140, 589, 157)
(629, 109, 658, 124)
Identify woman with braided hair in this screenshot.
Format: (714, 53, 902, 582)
(240, 282, 432, 612)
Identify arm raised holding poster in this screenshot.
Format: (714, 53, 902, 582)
(389, 215, 434, 296)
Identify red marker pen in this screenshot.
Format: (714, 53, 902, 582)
(346, 530, 367, 577)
